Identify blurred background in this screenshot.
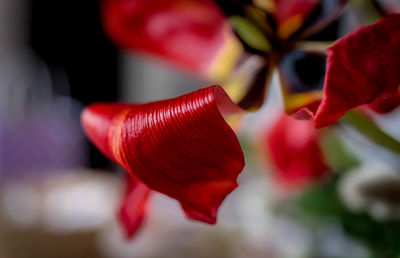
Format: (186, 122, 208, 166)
(0, 1, 280, 257)
(0, 0, 399, 257)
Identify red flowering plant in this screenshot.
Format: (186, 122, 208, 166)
(264, 113, 330, 191)
(81, 0, 400, 243)
(81, 86, 245, 236)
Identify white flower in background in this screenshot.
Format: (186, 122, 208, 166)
(339, 163, 400, 221)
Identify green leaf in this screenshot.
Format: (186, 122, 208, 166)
(229, 15, 271, 52)
(295, 179, 400, 257)
(320, 129, 360, 173)
(296, 179, 346, 221)
(340, 110, 400, 156)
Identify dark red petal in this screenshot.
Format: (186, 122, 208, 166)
(314, 14, 400, 128)
(266, 114, 329, 189)
(81, 86, 245, 224)
(102, 0, 241, 79)
(368, 91, 400, 113)
(119, 174, 152, 238)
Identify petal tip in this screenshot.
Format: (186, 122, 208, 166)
(291, 107, 315, 121)
(80, 103, 118, 161)
(181, 203, 218, 225)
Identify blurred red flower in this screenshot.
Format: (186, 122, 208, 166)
(101, 0, 241, 79)
(266, 114, 329, 189)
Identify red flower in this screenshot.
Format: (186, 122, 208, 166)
(119, 174, 152, 237)
(294, 14, 400, 127)
(102, 0, 349, 111)
(102, 0, 242, 79)
(93, 0, 351, 237)
(224, 0, 348, 111)
(81, 86, 245, 236)
(266, 114, 329, 189)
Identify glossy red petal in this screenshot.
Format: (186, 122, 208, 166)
(102, 0, 241, 78)
(314, 14, 400, 128)
(81, 86, 245, 224)
(119, 174, 152, 238)
(266, 114, 329, 189)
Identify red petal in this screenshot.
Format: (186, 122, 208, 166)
(368, 91, 400, 113)
(314, 14, 400, 128)
(266, 114, 329, 189)
(81, 86, 245, 224)
(120, 174, 152, 238)
(102, 0, 239, 78)
(81, 103, 127, 162)
(273, 0, 320, 38)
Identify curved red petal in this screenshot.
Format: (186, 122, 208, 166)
(102, 0, 240, 78)
(266, 114, 329, 189)
(119, 174, 152, 238)
(314, 14, 400, 128)
(81, 86, 245, 224)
